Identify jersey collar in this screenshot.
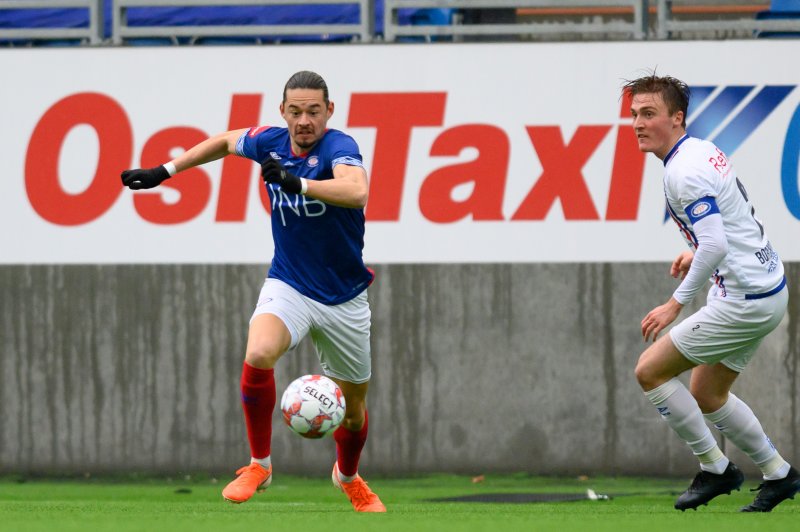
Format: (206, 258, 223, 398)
(663, 134, 689, 166)
(290, 128, 330, 158)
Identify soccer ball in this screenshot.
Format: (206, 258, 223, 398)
(280, 375, 346, 439)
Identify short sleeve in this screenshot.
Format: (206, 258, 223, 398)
(235, 126, 271, 161)
(327, 132, 363, 169)
(672, 163, 718, 212)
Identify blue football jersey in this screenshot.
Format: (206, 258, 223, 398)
(236, 126, 373, 305)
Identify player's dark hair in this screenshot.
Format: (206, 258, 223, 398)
(622, 73, 690, 128)
(283, 71, 329, 104)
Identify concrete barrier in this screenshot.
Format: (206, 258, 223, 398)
(2, 263, 798, 478)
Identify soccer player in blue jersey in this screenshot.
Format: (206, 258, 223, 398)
(624, 73, 799, 512)
(121, 71, 385, 512)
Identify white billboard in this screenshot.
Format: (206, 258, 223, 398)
(2, 40, 799, 263)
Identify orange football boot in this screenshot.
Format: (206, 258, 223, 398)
(332, 463, 386, 512)
(222, 462, 272, 503)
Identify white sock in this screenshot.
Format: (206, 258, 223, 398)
(251, 456, 271, 470)
(704, 393, 788, 480)
(766, 461, 792, 481)
(338, 470, 357, 483)
(645, 378, 729, 474)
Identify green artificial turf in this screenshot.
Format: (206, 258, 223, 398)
(0, 473, 797, 532)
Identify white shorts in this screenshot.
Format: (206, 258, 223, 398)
(251, 278, 371, 384)
(669, 285, 788, 373)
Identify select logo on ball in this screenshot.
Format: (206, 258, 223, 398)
(280, 375, 345, 439)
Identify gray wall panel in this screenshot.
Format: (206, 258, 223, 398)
(2, 263, 798, 477)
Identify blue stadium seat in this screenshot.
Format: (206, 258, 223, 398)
(756, 1, 800, 38)
(0, 0, 375, 46)
(393, 8, 456, 42)
(770, 0, 800, 11)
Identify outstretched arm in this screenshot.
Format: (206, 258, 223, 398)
(121, 129, 247, 189)
(169, 129, 247, 173)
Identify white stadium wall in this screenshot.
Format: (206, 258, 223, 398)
(4, 40, 800, 264)
(2, 41, 800, 476)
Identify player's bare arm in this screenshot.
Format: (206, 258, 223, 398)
(641, 297, 683, 342)
(121, 129, 246, 190)
(670, 250, 694, 280)
(260, 160, 368, 209)
(304, 163, 368, 209)
(171, 129, 247, 172)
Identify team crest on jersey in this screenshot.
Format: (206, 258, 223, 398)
(270, 152, 281, 160)
(691, 201, 711, 217)
(307, 156, 319, 168)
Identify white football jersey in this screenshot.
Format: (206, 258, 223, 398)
(663, 135, 785, 299)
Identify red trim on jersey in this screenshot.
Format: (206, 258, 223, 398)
(248, 125, 270, 137)
(667, 208, 698, 249)
(290, 129, 331, 158)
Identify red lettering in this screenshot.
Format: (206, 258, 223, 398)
(26, 90, 648, 229)
(25, 93, 131, 226)
(419, 125, 509, 223)
(134, 127, 211, 224)
(217, 94, 264, 221)
(606, 92, 646, 220)
(512, 125, 610, 220)
(348, 93, 447, 221)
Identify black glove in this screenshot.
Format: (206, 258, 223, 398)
(261, 158, 303, 194)
(121, 166, 170, 190)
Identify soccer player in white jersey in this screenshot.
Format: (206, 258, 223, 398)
(120, 71, 385, 512)
(624, 73, 799, 512)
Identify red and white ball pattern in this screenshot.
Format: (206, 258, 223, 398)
(280, 375, 346, 439)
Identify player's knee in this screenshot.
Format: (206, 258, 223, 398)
(244, 343, 284, 369)
(691, 390, 727, 414)
(341, 403, 366, 431)
(634, 360, 661, 391)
